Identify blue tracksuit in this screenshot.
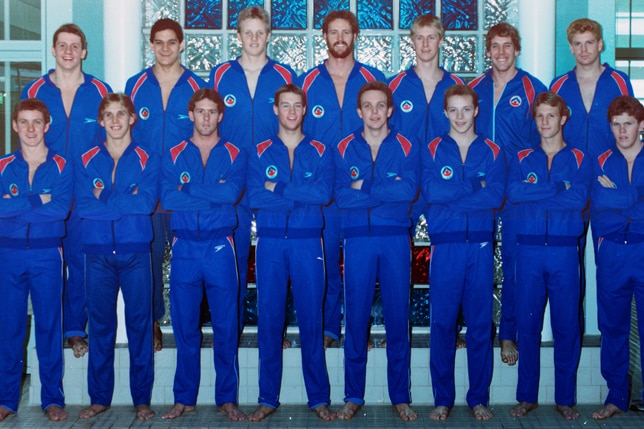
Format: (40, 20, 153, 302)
(161, 138, 246, 406)
(125, 66, 206, 322)
(421, 134, 506, 408)
(210, 57, 296, 331)
(21, 71, 112, 340)
(0, 150, 71, 413)
(248, 135, 333, 409)
(299, 61, 386, 341)
(591, 144, 644, 411)
(508, 144, 591, 406)
(389, 67, 465, 226)
(76, 142, 158, 407)
(550, 64, 633, 158)
(469, 68, 547, 343)
(335, 129, 417, 405)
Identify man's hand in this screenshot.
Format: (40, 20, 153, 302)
(2, 194, 10, 199)
(93, 188, 102, 199)
(264, 181, 277, 192)
(350, 179, 364, 190)
(39, 194, 52, 204)
(597, 175, 616, 189)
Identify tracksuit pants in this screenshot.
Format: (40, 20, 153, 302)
(322, 203, 342, 341)
(63, 210, 87, 339)
(0, 247, 64, 412)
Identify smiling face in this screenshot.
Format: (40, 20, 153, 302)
(357, 89, 392, 133)
(189, 98, 223, 138)
(52, 32, 86, 71)
(274, 91, 305, 132)
(13, 110, 49, 149)
(487, 35, 519, 74)
(150, 29, 183, 67)
(100, 101, 135, 142)
(534, 103, 567, 140)
(238, 17, 269, 58)
(324, 18, 356, 59)
(445, 94, 478, 136)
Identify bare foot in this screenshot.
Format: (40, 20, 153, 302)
(323, 334, 337, 349)
(337, 401, 361, 420)
(153, 321, 163, 352)
(135, 405, 155, 421)
(510, 401, 537, 417)
(393, 403, 417, 421)
(247, 405, 275, 422)
(79, 404, 109, 419)
(556, 404, 580, 420)
(428, 405, 450, 420)
(472, 404, 493, 421)
(380, 339, 387, 348)
(456, 336, 466, 349)
(313, 404, 336, 421)
(68, 336, 88, 358)
(219, 402, 246, 421)
(593, 403, 623, 420)
(162, 403, 195, 419)
(282, 337, 292, 349)
(45, 405, 68, 421)
(367, 337, 374, 351)
(0, 406, 14, 421)
(500, 340, 518, 366)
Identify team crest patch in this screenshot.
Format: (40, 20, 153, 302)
(441, 166, 454, 180)
(180, 171, 191, 184)
(138, 107, 150, 120)
(266, 165, 278, 179)
(93, 178, 104, 189)
(400, 100, 413, 113)
(526, 172, 538, 183)
(350, 166, 360, 180)
(312, 105, 325, 118)
(9, 183, 19, 196)
(509, 96, 522, 107)
(224, 94, 236, 107)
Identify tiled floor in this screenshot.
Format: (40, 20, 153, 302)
(6, 376, 644, 429)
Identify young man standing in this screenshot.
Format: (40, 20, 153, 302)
(469, 22, 547, 366)
(590, 96, 644, 420)
(507, 92, 590, 420)
(247, 84, 335, 422)
(334, 81, 417, 421)
(550, 18, 633, 158)
(75, 94, 158, 421)
(298, 10, 386, 348)
(21, 23, 112, 359)
(125, 18, 207, 350)
(209, 6, 296, 332)
(161, 89, 246, 422)
(421, 85, 505, 421)
(0, 99, 72, 422)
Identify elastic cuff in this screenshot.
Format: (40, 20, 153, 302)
(99, 188, 111, 203)
(274, 182, 286, 195)
(555, 181, 566, 193)
(470, 177, 483, 191)
(28, 194, 43, 208)
(181, 183, 192, 194)
(361, 180, 373, 194)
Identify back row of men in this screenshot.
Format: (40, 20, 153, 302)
(0, 6, 640, 425)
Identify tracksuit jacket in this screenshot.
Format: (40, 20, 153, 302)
(389, 67, 465, 146)
(21, 71, 112, 161)
(125, 67, 206, 157)
(550, 64, 633, 157)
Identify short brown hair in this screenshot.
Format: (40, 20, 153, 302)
(357, 81, 392, 109)
(607, 96, 644, 123)
(12, 98, 51, 124)
(532, 92, 570, 121)
(53, 23, 87, 50)
(444, 84, 479, 110)
(237, 6, 270, 32)
(274, 84, 307, 108)
(485, 22, 521, 52)
(411, 14, 444, 39)
(322, 10, 359, 35)
(98, 93, 137, 127)
(188, 88, 226, 115)
(566, 18, 602, 44)
(150, 18, 183, 44)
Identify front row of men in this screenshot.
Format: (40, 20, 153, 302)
(0, 81, 642, 423)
